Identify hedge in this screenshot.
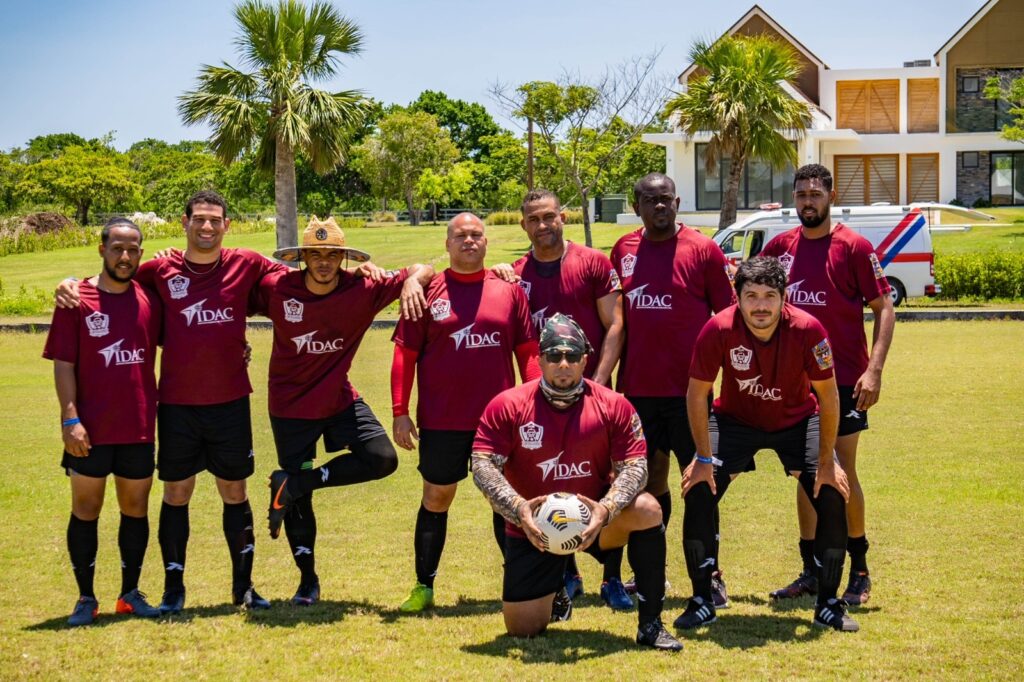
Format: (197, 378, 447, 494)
(934, 253, 1024, 299)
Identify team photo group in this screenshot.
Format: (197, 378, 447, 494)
(45, 162, 894, 652)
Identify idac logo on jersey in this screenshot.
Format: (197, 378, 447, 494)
(450, 323, 501, 350)
(785, 280, 827, 306)
(98, 339, 145, 368)
(735, 375, 782, 401)
(536, 451, 593, 482)
(626, 284, 672, 310)
(291, 331, 344, 355)
(180, 299, 235, 326)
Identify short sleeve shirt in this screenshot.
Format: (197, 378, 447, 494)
(512, 242, 620, 379)
(761, 224, 890, 385)
(690, 304, 835, 432)
(43, 280, 162, 445)
(611, 226, 735, 397)
(252, 268, 408, 419)
(392, 270, 535, 430)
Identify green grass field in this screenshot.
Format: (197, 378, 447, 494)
(2, 322, 1022, 680)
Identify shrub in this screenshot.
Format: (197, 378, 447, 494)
(972, 198, 992, 209)
(371, 211, 397, 223)
(563, 209, 584, 224)
(484, 210, 521, 226)
(0, 278, 51, 316)
(935, 253, 1024, 299)
(336, 216, 367, 231)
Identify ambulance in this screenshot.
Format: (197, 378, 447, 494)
(712, 203, 994, 306)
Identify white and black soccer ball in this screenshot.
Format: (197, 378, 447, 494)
(534, 493, 592, 555)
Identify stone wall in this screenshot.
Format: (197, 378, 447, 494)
(953, 67, 1023, 133)
(956, 150, 990, 207)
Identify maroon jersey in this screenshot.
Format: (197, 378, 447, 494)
(474, 379, 646, 536)
(43, 280, 162, 445)
(392, 270, 535, 430)
(252, 268, 407, 419)
(135, 248, 285, 405)
(611, 226, 735, 397)
(512, 242, 620, 379)
(761, 224, 890, 386)
(690, 304, 835, 432)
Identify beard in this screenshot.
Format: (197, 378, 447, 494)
(104, 261, 137, 283)
(798, 205, 829, 229)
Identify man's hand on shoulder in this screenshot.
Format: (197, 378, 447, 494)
(55, 278, 81, 309)
(490, 263, 520, 283)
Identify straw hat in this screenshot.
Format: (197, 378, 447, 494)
(272, 216, 371, 263)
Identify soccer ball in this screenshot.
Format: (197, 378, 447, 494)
(534, 493, 592, 555)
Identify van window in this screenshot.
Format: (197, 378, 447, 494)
(720, 229, 767, 260)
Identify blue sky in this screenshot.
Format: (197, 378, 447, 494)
(0, 0, 985, 150)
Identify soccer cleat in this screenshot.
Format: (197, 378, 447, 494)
(769, 570, 818, 600)
(636, 619, 683, 651)
(842, 571, 872, 606)
(233, 584, 271, 610)
(268, 470, 294, 540)
(564, 572, 584, 600)
(711, 570, 729, 609)
(158, 589, 185, 616)
(115, 589, 160, 618)
(550, 587, 573, 622)
(399, 583, 434, 613)
(813, 598, 860, 632)
(292, 579, 321, 607)
(68, 596, 98, 627)
(623, 575, 670, 595)
(600, 577, 635, 611)
(673, 596, 717, 630)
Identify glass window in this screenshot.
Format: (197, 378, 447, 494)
(991, 153, 1014, 206)
(747, 158, 773, 207)
(961, 76, 979, 93)
(695, 144, 795, 210)
(962, 152, 979, 169)
(1015, 153, 1024, 205)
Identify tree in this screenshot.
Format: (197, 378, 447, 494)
(353, 110, 458, 225)
(665, 35, 811, 229)
(416, 161, 478, 222)
(0, 153, 21, 213)
(17, 146, 139, 224)
(128, 139, 228, 216)
(178, 0, 368, 250)
(408, 90, 502, 161)
(491, 53, 665, 246)
(984, 74, 1024, 143)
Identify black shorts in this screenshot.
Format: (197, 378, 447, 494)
(418, 429, 476, 485)
(502, 534, 609, 602)
(711, 413, 820, 476)
(157, 396, 254, 482)
(62, 443, 155, 480)
(627, 396, 695, 464)
(270, 398, 387, 473)
(838, 385, 870, 437)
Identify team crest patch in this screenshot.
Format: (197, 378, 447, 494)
(315, 227, 328, 241)
(813, 339, 834, 371)
(430, 298, 451, 321)
(619, 253, 637, 278)
(730, 345, 752, 371)
(609, 268, 622, 291)
(519, 421, 544, 450)
(283, 298, 303, 323)
(167, 274, 190, 300)
(777, 253, 794, 276)
(84, 311, 110, 338)
(869, 252, 885, 279)
(518, 280, 531, 298)
(629, 412, 644, 442)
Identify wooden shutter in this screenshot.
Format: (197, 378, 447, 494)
(867, 156, 899, 203)
(835, 155, 899, 204)
(908, 154, 939, 202)
(836, 156, 867, 204)
(836, 80, 900, 133)
(908, 79, 939, 133)
(837, 81, 867, 131)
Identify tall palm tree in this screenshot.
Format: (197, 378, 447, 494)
(666, 35, 811, 230)
(178, 0, 366, 249)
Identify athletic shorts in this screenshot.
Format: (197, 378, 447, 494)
(62, 443, 155, 480)
(627, 396, 695, 463)
(418, 429, 476, 486)
(502, 534, 610, 602)
(838, 385, 870, 437)
(711, 413, 820, 476)
(157, 396, 254, 482)
(270, 398, 387, 473)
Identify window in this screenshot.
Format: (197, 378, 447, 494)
(990, 152, 1024, 206)
(835, 155, 899, 205)
(962, 152, 979, 169)
(961, 76, 979, 93)
(695, 145, 795, 211)
(837, 80, 900, 134)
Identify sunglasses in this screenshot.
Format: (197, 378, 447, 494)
(543, 351, 583, 364)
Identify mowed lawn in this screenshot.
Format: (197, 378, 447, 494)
(1, 321, 1022, 680)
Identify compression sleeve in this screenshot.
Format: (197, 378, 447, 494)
(390, 344, 419, 417)
(514, 339, 541, 382)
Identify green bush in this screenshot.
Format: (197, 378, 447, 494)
(484, 210, 521, 226)
(336, 216, 366, 231)
(0, 278, 51, 316)
(371, 211, 397, 223)
(563, 209, 584, 224)
(935, 253, 1024, 299)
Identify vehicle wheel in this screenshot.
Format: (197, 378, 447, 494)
(887, 277, 905, 307)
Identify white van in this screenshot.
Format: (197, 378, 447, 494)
(712, 204, 993, 306)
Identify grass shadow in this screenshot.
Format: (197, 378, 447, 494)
(462, 627, 642, 662)
(379, 595, 503, 623)
(680, 612, 826, 648)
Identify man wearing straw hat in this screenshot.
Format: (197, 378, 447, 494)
(255, 216, 434, 606)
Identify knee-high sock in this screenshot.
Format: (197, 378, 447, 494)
(118, 514, 149, 595)
(222, 500, 255, 591)
(492, 512, 506, 555)
(848, 535, 869, 573)
(67, 514, 98, 599)
(159, 502, 189, 593)
(798, 472, 847, 604)
(602, 547, 623, 582)
(627, 525, 667, 625)
(292, 435, 398, 496)
(799, 538, 816, 574)
(414, 505, 448, 588)
(682, 482, 717, 601)
(284, 493, 317, 585)
(655, 491, 672, 527)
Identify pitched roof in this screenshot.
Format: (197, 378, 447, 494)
(934, 0, 1000, 64)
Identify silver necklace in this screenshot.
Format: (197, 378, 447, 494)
(182, 253, 221, 275)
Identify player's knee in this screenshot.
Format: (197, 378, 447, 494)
(422, 483, 456, 512)
(365, 436, 398, 480)
(72, 498, 103, 520)
(503, 612, 548, 638)
(216, 478, 248, 504)
(631, 492, 663, 528)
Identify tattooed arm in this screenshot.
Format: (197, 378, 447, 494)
(471, 452, 525, 526)
(598, 456, 648, 522)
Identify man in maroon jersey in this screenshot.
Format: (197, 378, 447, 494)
(255, 216, 433, 606)
(761, 164, 894, 605)
(390, 212, 539, 613)
(607, 173, 735, 608)
(44, 218, 162, 625)
(471, 314, 682, 651)
(677, 256, 858, 633)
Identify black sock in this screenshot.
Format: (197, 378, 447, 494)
(799, 472, 847, 604)
(602, 547, 624, 582)
(655, 491, 672, 527)
(159, 502, 189, 593)
(683, 482, 717, 601)
(799, 538, 816, 574)
(118, 514, 149, 596)
(627, 524, 666, 625)
(711, 504, 721, 573)
(284, 494, 317, 586)
(414, 505, 448, 588)
(223, 500, 255, 592)
(67, 514, 98, 599)
(564, 554, 579, 578)
(492, 512, 506, 554)
(848, 535, 869, 574)
(292, 435, 398, 496)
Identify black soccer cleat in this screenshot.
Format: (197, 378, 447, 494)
(233, 584, 271, 610)
(813, 598, 860, 632)
(292, 578, 321, 606)
(549, 587, 573, 623)
(842, 571, 872, 606)
(673, 596, 717, 630)
(770, 570, 818, 600)
(268, 470, 294, 540)
(158, 589, 186, 616)
(637, 619, 683, 651)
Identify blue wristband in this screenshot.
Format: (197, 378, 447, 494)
(62, 417, 80, 427)
(695, 455, 714, 465)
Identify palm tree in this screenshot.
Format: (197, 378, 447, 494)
(178, 0, 366, 249)
(666, 35, 811, 230)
